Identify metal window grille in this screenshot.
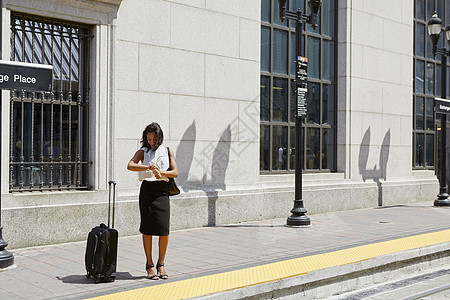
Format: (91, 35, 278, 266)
(9, 12, 92, 191)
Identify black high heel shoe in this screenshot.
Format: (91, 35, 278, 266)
(156, 262, 169, 279)
(146, 264, 159, 280)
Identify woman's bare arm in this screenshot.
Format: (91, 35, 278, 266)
(127, 150, 148, 172)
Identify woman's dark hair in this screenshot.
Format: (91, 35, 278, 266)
(141, 122, 164, 149)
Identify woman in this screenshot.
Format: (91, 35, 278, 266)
(127, 122, 178, 280)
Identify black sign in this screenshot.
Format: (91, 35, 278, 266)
(296, 56, 308, 117)
(435, 97, 450, 115)
(0, 60, 52, 92)
(296, 56, 308, 89)
(297, 87, 307, 116)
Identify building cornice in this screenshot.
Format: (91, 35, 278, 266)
(4, 0, 122, 25)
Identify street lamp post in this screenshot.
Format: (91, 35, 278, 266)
(428, 12, 450, 206)
(277, 0, 322, 226)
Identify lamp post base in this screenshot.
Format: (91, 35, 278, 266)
(286, 200, 311, 227)
(0, 227, 14, 269)
(0, 249, 14, 269)
(434, 193, 450, 206)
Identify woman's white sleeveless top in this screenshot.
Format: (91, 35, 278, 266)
(139, 145, 170, 182)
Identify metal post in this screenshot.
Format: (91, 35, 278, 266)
(286, 17, 310, 226)
(435, 54, 450, 206)
(0, 0, 15, 268)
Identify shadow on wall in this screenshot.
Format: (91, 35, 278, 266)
(175, 121, 196, 187)
(207, 126, 231, 226)
(358, 127, 391, 206)
(175, 123, 232, 226)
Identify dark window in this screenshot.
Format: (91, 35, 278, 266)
(260, 0, 337, 172)
(412, 0, 450, 170)
(10, 12, 92, 191)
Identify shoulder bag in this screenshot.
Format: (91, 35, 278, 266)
(167, 147, 180, 196)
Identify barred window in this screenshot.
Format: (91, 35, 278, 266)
(9, 13, 92, 191)
(260, 0, 337, 172)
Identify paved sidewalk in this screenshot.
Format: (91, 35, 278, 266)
(1, 201, 450, 299)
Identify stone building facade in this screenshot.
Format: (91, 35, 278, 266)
(0, 0, 440, 249)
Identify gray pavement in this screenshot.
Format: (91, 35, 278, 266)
(1, 201, 450, 299)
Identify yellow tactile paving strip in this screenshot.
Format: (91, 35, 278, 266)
(88, 229, 450, 300)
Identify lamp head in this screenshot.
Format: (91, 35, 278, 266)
(428, 12, 443, 55)
(278, 0, 287, 22)
(308, 0, 322, 29)
(308, 0, 322, 15)
(445, 25, 450, 47)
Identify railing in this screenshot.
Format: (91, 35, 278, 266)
(9, 13, 92, 192)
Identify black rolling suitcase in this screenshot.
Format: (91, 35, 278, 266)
(85, 180, 118, 283)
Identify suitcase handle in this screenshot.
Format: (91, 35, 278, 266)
(108, 181, 117, 228)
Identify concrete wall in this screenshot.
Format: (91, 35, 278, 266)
(0, 0, 440, 250)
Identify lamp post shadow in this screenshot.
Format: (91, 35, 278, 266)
(175, 123, 231, 227)
(358, 128, 391, 206)
(207, 126, 231, 226)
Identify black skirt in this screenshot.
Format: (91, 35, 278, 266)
(139, 180, 170, 236)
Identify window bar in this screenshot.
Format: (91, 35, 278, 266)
(31, 20, 35, 62)
(76, 33, 82, 187)
(20, 19, 25, 62)
(19, 90, 25, 189)
(39, 21, 44, 64)
(39, 21, 45, 188)
(44, 24, 52, 66)
(29, 21, 36, 188)
(50, 91, 54, 188)
(49, 23, 55, 188)
(76, 95, 81, 187)
(9, 90, 14, 190)
(30, 91, 35, 188)
(85, 35, 91, 184)
(81, 33, 90, 186)
(39, 92, 44, 188)
(58, 24, 64, 188)
(67, 26, 73, 187)
(10, 23, 16, 190)
(19, 19, 25, 187)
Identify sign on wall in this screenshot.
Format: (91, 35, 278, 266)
(0, 60, 52, 92)
(435, 97, 450, 115)
(296, 56, 308, 117)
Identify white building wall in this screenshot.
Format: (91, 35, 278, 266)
(347, 0, 414, 180)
